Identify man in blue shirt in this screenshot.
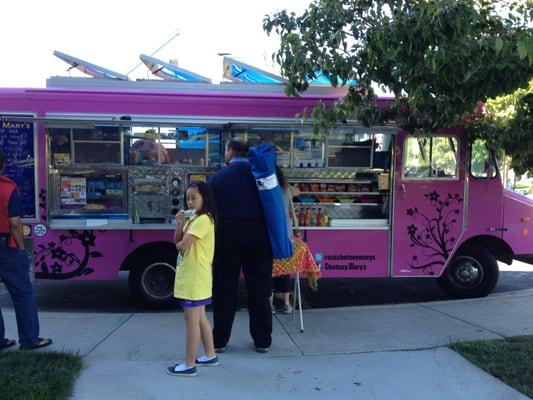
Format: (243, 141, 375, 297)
(0, 149, 52, 350)
(208, 137, 273, 353)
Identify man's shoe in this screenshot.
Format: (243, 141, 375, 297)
(195, 355, 219, 366)
(214, 347, 226, 354)
(19, 338, 52, 351)
(255, 347, 270, 353)
(0, 339, 16, 350)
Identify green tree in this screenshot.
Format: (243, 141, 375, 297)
(469, 79, 533, 174)
(264, 0, 533, 170)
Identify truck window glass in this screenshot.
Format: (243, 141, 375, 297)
(72, 126, 122, 164)
(328, 130, 372, 168)
(127, 126, 170, 166)
(403, 136, 458, 179)
(470, 139, 497, 178)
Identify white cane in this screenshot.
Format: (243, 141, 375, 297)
(288, 192, 304, 333)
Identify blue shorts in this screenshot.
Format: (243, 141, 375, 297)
(180, 297, 212, 308)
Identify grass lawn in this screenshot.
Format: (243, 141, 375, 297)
(451, 335, 533, 398)
(0, 351, 83, 400)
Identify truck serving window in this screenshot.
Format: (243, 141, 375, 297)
(403, 136, 459, 179)
(470, 139, 497, 178)
(48, 126, 123, 165)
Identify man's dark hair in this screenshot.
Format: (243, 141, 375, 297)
(0, 149, 5, 171)
(227, 137, 249, 157)
(275, 165, 288, 190)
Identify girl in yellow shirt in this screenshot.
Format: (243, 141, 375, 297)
(167, 181, 217, 377)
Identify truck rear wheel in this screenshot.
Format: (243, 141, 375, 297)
(437, 245, 498, 298)
(128, 249, 177, 308)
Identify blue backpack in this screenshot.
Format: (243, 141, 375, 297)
(248, 144, 293, 259)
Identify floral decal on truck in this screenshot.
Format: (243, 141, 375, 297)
(39, 188, 46, 221)
(34, 230, 103, 279)
(405, 191, 463, 275)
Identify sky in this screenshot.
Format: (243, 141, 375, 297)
(1, 0, 311, 88)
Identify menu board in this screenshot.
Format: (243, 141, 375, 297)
(60, 176, 87, 207)
(0, 115, 37, 219)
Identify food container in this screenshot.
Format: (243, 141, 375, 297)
(378, 173, 389, 190)
(347, 184, 357, 192)
(310, 183, 320, 192)
(318, 196, 334, 203)
(335, 184, 346, 192)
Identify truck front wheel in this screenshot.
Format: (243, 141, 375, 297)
(129, 250, 177, 308)
(437, 245, 499, 298)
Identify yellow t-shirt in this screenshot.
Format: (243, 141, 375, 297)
(173, 213, 215, 300)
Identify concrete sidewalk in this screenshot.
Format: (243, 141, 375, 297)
(3, 289, 533, 399)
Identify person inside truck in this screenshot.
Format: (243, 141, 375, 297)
(130, 129, 170, 165)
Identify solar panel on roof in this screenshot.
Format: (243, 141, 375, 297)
(53, 50, 129, 81)
(306, 69, 357, 86)
(140, 54, 211, 83)
(222, 56, 356, 86)
(222, 57, 285, 84)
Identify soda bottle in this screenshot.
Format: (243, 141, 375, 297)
(298, 207, 306, 226)
(322, 208, 330, 226)
(310, 208, 317, 226)
(305, 208, 312, 227)
(316, 208, 323, 226)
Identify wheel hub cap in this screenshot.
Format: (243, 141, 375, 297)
(453, 258, 483, 287)
(142, 263, 175, 299)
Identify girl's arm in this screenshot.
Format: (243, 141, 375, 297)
(174, 228, 184, 247)
(176, 233, 198, 252)
(174, 210, 186, 245)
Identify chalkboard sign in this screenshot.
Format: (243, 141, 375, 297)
(0, 115, 37, 219)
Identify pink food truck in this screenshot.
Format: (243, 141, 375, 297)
(1, 76, 532, 307)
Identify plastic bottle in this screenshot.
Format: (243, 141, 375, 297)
(316, 208, 323, 226)
(310, 208, 317, 226)
(298, 207, 306, 227)
(322, 208, 330, 226)
(305, 208, 312, 227)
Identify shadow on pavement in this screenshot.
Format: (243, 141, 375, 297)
(2, 268, 533, 313)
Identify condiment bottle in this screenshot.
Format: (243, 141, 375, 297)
(316, 208, 323, 226)
(305, 208, 311, 227)
(310, 209, 317, 226)
(298, 207, 306, 227)
(322, 209, 330, 226)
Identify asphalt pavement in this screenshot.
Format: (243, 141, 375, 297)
(2, 262, 533, 313)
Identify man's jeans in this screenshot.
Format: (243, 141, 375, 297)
(0, 248, 39, 347)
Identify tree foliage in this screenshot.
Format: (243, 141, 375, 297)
(264, 0, 533, 171)
(469, 79, 533, 174)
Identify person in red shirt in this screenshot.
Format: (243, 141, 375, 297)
(0, 149, 52, 351)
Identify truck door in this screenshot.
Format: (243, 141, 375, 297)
(467, 139, 503, 241)
(392, 130, 465, 277)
